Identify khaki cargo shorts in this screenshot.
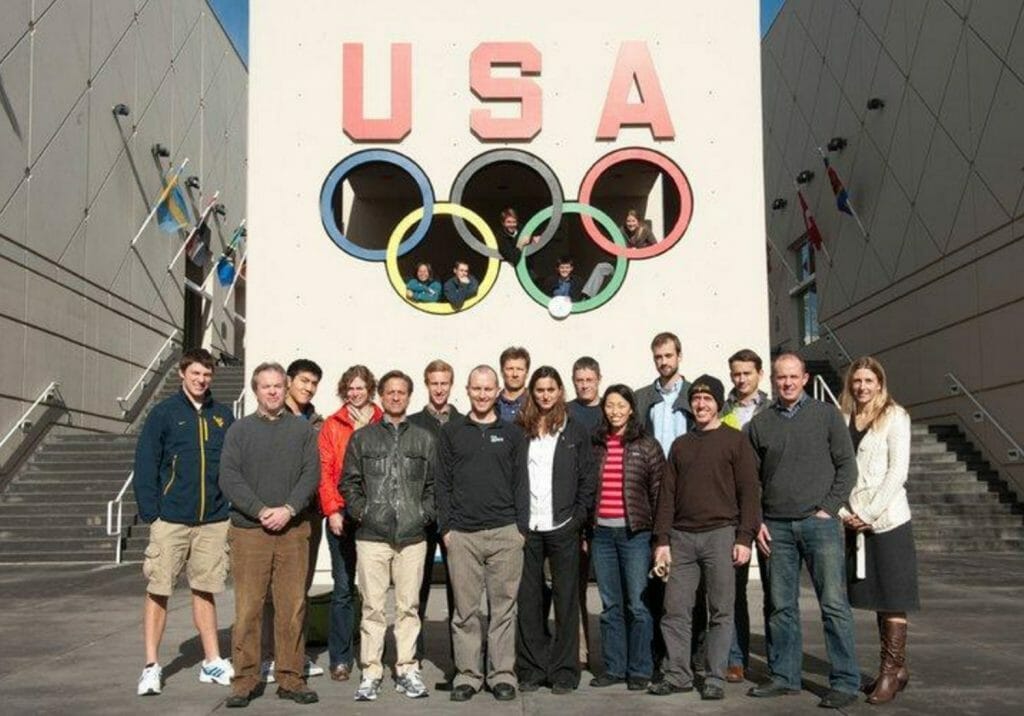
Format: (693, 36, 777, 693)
(143, 518, 230, 597)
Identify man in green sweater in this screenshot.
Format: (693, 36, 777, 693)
(651, 375, 760, 700)
(218, 362, 321, 708)
(746, 353, 859, 710)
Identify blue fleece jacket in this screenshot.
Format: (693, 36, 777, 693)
(133, 390, 234, 524)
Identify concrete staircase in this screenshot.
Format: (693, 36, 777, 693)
(908, 423, 1024, 552)
(0, 366, 246, 563)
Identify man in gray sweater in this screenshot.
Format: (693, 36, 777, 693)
(218, 362, 321, 708)
(746, 353, 859, 710)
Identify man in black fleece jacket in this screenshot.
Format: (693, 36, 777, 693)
(437, 365, 528, 703)
(746, 354, 859, 710)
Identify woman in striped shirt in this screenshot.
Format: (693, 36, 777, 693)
(588, 384, 666, 691)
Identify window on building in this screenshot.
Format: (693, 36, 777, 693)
(788, 236, 819, 345)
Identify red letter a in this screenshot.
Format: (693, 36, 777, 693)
(596, 41, 675, 140)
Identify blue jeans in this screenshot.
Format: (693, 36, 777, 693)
(326, 527, 357, 669)
(765, 515, 859, 693)
(590, 526, 653, 679)
(728, 552, 771, 667)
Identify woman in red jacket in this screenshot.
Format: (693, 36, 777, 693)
(318, 365, 382, 681)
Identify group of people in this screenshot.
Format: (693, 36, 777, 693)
(404, 207, 659, 308)
(132, 332, 919, 709)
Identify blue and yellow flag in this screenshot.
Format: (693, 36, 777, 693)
(156, 173, 192, 233)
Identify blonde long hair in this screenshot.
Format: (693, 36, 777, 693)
(839, 356, 897, 430)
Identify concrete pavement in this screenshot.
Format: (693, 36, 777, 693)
(0, 553, 1021, 715)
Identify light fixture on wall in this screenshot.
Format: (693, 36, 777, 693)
(867, 97, 885, 110)
(214, 203, 227, 217)
(796, 170, 814, 184)
(827, 136, 847, 152)
(152, 143, 170, 158)
(112, 103, 130, 117)
(771, 198, 787, 210)
(185, 176, 201, 189)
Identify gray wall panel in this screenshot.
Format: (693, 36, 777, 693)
(29, 0, 90, 164)
(0, 39, 30, 209)
(27, 92, 88, 260)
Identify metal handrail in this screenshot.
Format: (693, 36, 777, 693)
(946, 373, 1023, 461)
(106, 470, 134, 563)
(0, 381, 62, 452)
(117, 329, 181, 413)
(819, 321, 853, 365)
(232, 385, 246, 418)
(222, 248, 247, 309)
(812, 374, 840, 406)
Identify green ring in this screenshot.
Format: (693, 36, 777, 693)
(515, 202, 629, 314)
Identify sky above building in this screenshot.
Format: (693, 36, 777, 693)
(209, 0, 786, 67)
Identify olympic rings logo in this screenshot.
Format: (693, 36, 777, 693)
(319, 147, 694, 316)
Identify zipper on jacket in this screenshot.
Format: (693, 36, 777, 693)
(163, 455, 178, 495)
(198, 412, 207, 521)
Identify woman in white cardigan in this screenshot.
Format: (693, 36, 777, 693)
(839, 356, 919, 705)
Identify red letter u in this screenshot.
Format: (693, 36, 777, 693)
(342, 43, 412, 142)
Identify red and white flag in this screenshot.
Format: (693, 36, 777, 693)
(797, 189, 824, 251)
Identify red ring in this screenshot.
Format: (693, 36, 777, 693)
(577, 148, 694, 259)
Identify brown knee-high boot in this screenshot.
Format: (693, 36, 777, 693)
(867, 620, 908, 704)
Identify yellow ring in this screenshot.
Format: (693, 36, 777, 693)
(386, 202, 500, 314)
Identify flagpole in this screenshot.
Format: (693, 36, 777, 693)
(129, 157, 189, 247)
(166, 190, 220, 272)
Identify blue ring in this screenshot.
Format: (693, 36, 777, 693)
(319, 149, 434, 261)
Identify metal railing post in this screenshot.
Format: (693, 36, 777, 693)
(107, 470, 134, 564)
(946, 373, 1023, 461)
(117, 329, 181, 414)
(0, 382, 62, 453)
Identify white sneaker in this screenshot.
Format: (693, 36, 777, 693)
(305, 657, 324, 678)
(354, 676, 382, 701)
(262, 657, 322, 683)
(395, 670, 429, 698)
(199, 657, 234, 686)
(137, 663, 162, 696)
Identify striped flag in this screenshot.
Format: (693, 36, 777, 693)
(823, 156, 853, 215)
(156, 172, 192, 233)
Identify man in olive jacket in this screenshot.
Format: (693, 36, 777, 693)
(341, 370, 437, 702)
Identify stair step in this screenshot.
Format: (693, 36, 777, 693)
(3, 485, 134, 496)
(0, 499, 134, 514)
(0, 552, 118, 563)
(905, 482, 991, 495)
(909, 452, 957, 464)
(907, 472, 983, 485)
(23, 460, 135, 472)
(49, 434, 136, 444)
(916, 539, 1024, 553)
(911, 503, 1022, 517)
(0, 537, 122, 552)
(13, 475, 132, 485)
(0, 514, 119, 527)
(911, 514, 1022, 527)
(912, 525, 1024, 539)
(908, 462, 967, 474)
(906, 492, 1002, 505)
(35, 448, 137, 459)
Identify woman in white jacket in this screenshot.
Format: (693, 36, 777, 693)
(839, 356, 919, 705)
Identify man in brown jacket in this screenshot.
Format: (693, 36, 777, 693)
(650, 375, 761, 701)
